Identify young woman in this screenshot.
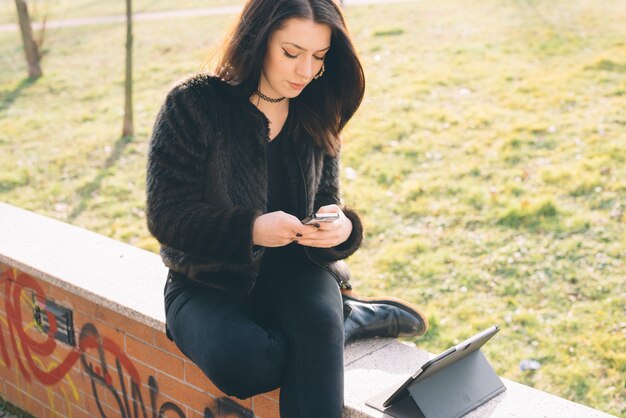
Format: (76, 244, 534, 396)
(146, 0, 427, 416)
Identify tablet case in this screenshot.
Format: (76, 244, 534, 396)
(366, 334, 505, 418)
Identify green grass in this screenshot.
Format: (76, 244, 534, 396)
(1, 0, 625, 416)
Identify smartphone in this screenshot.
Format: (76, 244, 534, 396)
(301, 212, 340, 225)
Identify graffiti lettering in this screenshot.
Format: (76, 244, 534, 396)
(0, 268, 256, 418)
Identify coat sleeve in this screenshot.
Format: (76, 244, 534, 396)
(308, 151, 363, 261)
(146, 82, 263, 265)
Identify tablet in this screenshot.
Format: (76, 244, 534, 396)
(381, 325, 500, 408)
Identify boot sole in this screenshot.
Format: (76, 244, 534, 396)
(341, 290, 429, 335)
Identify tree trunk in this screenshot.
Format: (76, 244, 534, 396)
(122, 0, 134, 137)
(14, 0, 42, 78)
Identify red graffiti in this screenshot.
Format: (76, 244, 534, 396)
(1, 269, 81, 385)
(0, 267, 255, 418)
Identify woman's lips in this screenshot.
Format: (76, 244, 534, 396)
(289, 82, 306, 91)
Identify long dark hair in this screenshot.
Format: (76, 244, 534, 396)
(216, 0, 365, 155)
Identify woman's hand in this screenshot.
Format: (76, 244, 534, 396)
(253, 211, 319, 247)
(295, 205, 353, 248)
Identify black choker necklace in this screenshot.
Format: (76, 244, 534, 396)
(254, 90, 285, 103)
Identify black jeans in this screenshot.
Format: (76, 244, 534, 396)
(164, 259, 344, 418)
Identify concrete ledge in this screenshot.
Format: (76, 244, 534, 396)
(343, 339, 615, 418)
(0, 202, 616, 417)
(0, 202, 168, 330)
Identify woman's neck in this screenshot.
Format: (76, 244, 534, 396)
(252, 96, 289, 116)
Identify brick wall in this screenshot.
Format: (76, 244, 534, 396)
(0, 262, 280, 418)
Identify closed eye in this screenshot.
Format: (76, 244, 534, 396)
(283, 48, 325, 62)
(282, 49, 297, 59)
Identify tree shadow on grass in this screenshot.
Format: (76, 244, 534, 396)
(67, 134, 133, 222)
(0, 76, 38, 117)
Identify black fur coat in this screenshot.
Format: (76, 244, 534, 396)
(146, 74, 363, 296)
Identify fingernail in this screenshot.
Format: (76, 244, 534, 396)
(296, 233, 303, 237)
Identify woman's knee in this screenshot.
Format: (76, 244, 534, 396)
(289, 296, 344, 343)
(164, 284, 286, 398)
(194, 334, 284, 399)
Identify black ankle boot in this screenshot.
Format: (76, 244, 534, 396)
(342, 292, 428, 344)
